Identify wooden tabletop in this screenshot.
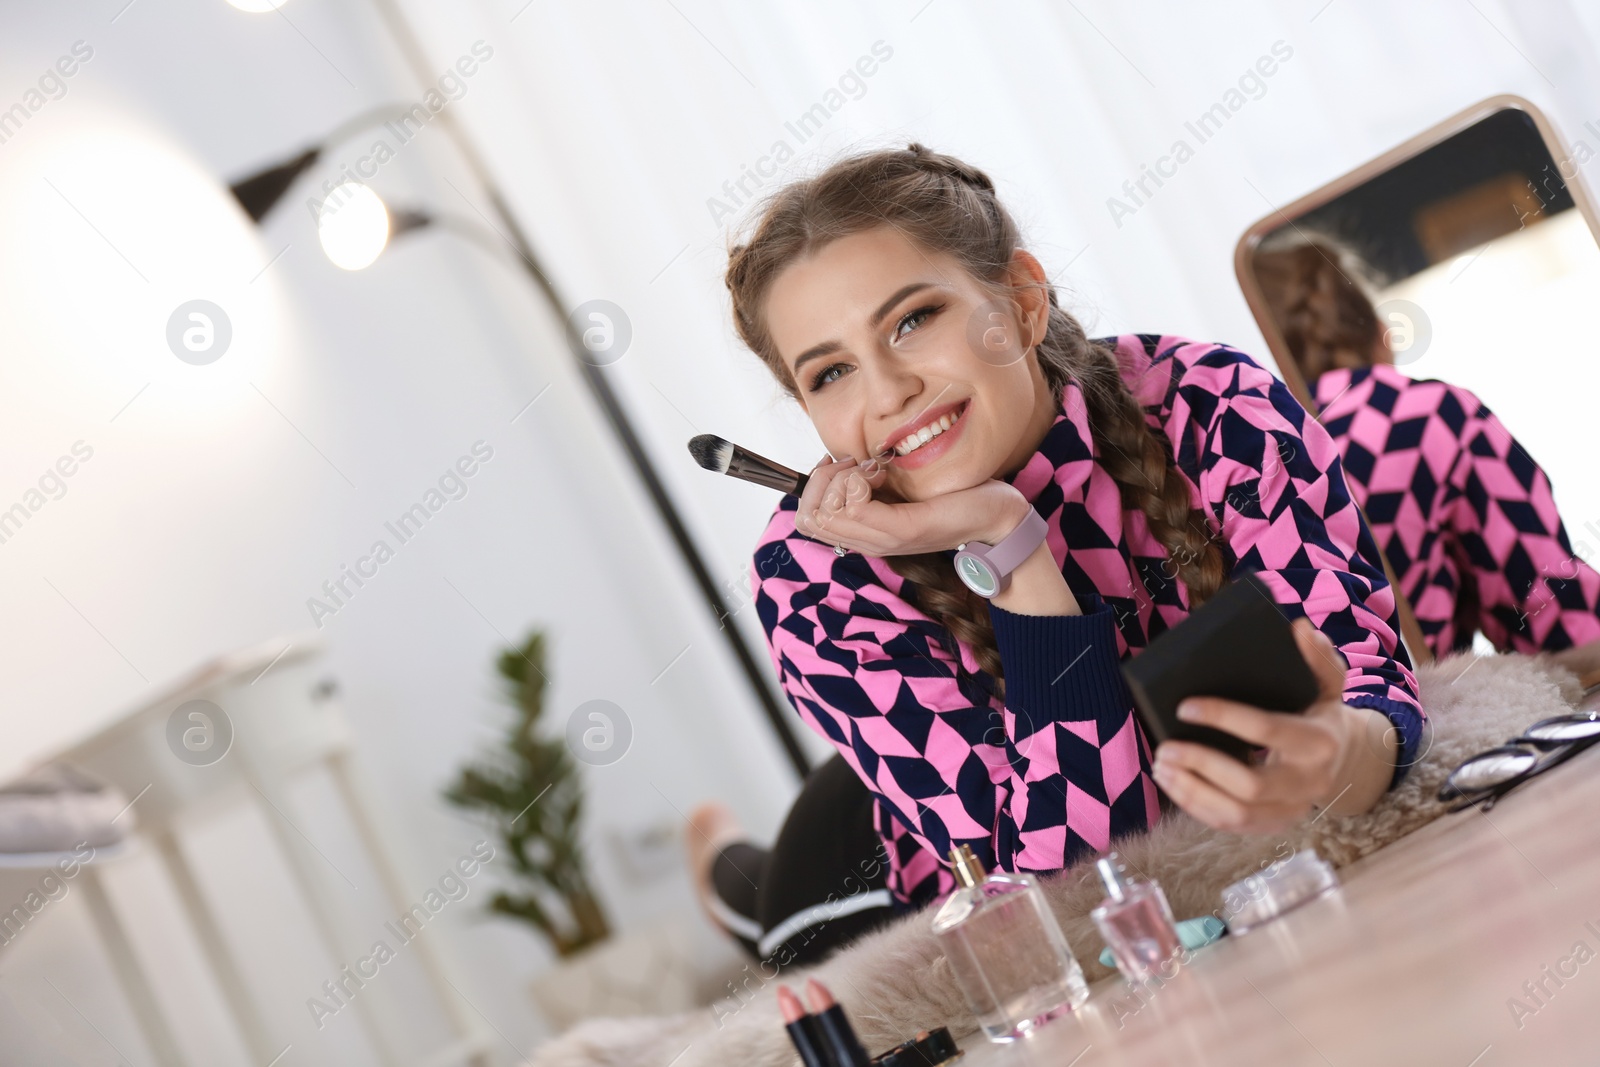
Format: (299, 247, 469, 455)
(956, 687, 1600, 1065)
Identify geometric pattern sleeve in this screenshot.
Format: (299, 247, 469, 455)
(1448, 397, 1600, 653)
(751, 531, 1143, 907)
(1172, 343, 1425, 789)
(1315, 365, 1600, 658)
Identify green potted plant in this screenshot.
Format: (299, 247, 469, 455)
(445, 629, 700, 1033)
(443, 629, 610, 956)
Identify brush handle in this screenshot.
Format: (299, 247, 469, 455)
(726, 444, 808, 496)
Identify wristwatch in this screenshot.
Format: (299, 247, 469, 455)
(953, 507, 1048, 598)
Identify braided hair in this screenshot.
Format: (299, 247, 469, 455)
(1253, 229, 1389, 384)
(725, 143, 1227, 701)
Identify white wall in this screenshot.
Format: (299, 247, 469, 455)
(0, 1, 799, 1062)
(405, 0, 1600, 557)
(1, 0, 1597, 1063)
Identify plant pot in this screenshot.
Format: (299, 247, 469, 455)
(529, 919, 697, 1033)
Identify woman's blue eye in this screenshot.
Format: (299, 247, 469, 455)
(809, 363, 846, 391)
(895, 303, 942, 339)
(807, 304, 944, 392)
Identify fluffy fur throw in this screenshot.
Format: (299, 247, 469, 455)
(530, 652, 1586, 1067)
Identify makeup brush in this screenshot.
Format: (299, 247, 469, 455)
(777, 984, 832, 1067)
(805, 978, 871, 1067)
(688, 434, 813, 495)
(688, 435, 893, 496)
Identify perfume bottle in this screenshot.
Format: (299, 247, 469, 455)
(931, 844, 1089, 1042)
(1089, 852, 1183, 985)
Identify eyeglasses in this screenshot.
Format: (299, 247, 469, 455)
(1438, 711, 1600, 813)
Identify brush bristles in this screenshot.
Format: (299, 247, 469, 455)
(687, 434, 734, 473)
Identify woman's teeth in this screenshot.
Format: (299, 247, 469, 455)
(894, 407, 960, 456)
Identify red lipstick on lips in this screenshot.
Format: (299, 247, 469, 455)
(884, 397, 970, 472)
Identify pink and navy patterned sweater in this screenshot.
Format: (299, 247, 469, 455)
(1314, 362, 1600, 659)
(751, 334, 1425, 910)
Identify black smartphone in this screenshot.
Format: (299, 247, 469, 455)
(1120, 571, 1322, 765)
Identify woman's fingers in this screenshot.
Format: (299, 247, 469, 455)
(807, 458, 922, 553)
(806, 464, 911, 554)
(822, 467, 869, 512)
(795, 452, 984, 558)
(813, 465, 875, 542)
(795, 454, 856, 538)
(1153, 741, 1268, 804)
(1155, 763, 1308, 834)
(1175, 696, 1294, 750)
(1151, 619, 1354, 830)
(1153, 738, 1324, 812)
(814, 494, 918, 553)
(1179, 696, 1340, 780)
(857, 453, 891, 485)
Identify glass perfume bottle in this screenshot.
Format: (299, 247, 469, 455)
(931, 844, 1089, 1042)
(1090, 851, 1183, 985)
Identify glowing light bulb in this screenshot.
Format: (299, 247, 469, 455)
(317, 182, 389, 271)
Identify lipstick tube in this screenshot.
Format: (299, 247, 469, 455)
(806, 978, 870, 1067)
(777, 985, 831, 1067)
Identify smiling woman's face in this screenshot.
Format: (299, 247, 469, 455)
(763, 225, 1058, 502)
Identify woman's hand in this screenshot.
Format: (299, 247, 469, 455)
(792, 453, 1029, 557)
(1149, 619, 1399, 835)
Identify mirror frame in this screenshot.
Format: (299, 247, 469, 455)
(1230, 94, 1600, 667)
(1233, 93, 1600, 412)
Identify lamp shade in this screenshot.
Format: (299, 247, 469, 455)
(229, 146, 320, 223)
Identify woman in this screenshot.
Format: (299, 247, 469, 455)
(688, 144, 1420, 961)
(1254, 235, 1600, 672)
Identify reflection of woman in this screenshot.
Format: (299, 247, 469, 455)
(1255, 237, 1600, 677)
(686, 145, 1421, 962)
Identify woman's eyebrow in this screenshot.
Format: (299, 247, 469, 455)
(790, 282, 937, 375)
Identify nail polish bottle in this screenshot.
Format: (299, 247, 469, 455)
(1089, 851, 1183, 985)
(930, 844, 1089, 1042)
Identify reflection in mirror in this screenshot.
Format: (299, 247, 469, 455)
(1236, 97, 1600, 680)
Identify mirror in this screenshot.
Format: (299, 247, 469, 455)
(1234, 95, 1600, 660)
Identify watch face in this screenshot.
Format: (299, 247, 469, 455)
(957, 554, 999, 598)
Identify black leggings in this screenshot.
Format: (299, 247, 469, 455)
(709, 754, 899, 968)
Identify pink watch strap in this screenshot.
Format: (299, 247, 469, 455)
(986, 507, 1048, 577)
